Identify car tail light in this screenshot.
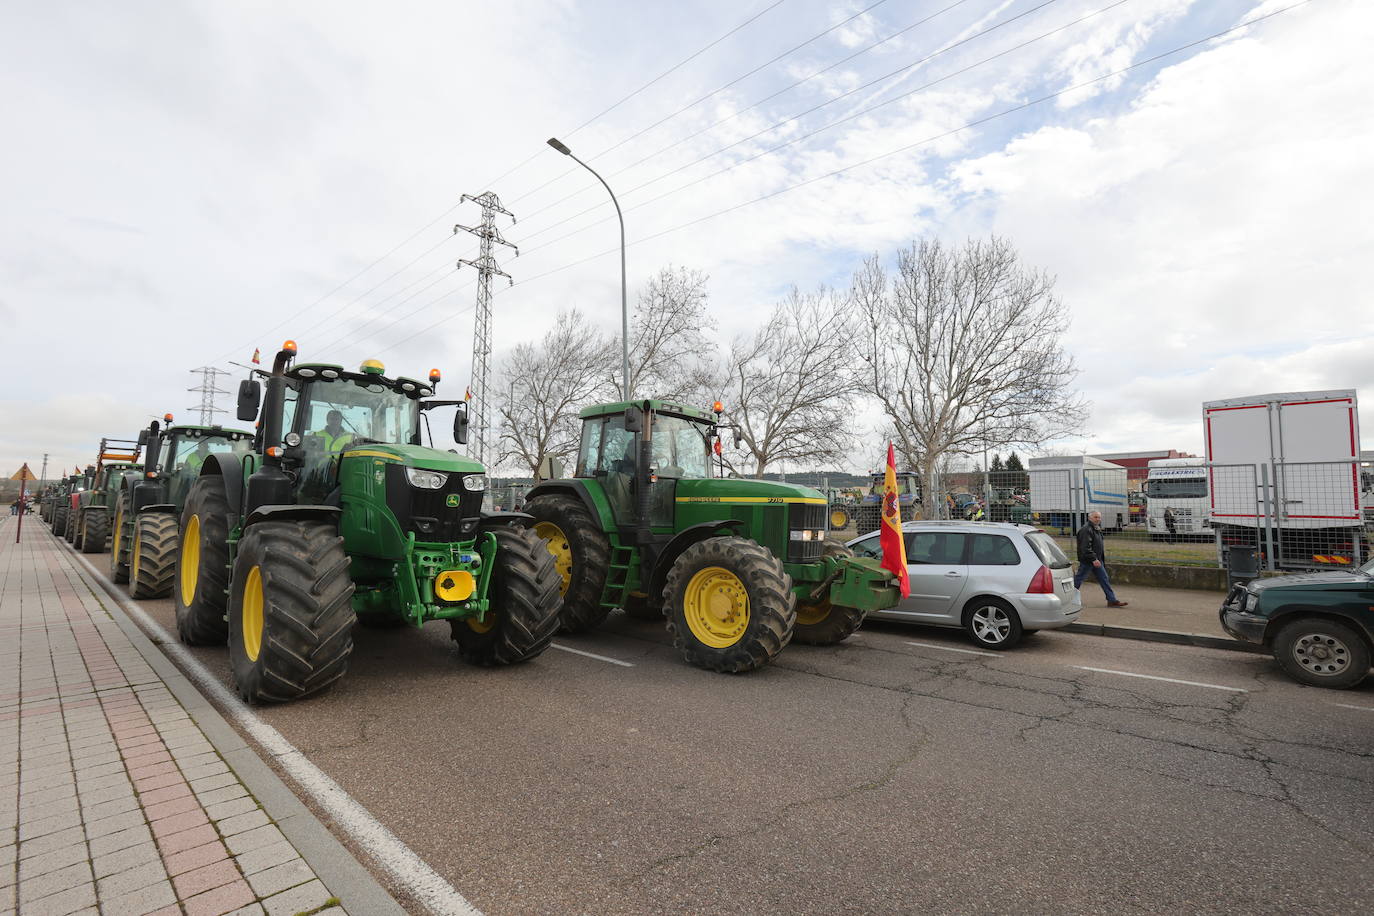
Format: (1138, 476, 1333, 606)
(1027, 565, 1055, 594)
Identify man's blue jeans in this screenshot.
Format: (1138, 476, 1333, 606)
(1075, 561, 1119, 603)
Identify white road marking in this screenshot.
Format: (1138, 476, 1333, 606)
(1074, 666, 1247, 693)
(904, 641, 999, 657)
(1332, 703, 1374, 712)
(70, 551, 482, 916)
(550, 643, 635, 667)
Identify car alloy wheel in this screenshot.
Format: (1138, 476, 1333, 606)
(970, 605, 1012, 644)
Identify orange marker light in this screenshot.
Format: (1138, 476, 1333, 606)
(282, 340, 297, 353)
(266, 447, 281, 458)
(429, 368, 442, 383)
(712, 401, 724, 413)
(164, 413, 174, 422)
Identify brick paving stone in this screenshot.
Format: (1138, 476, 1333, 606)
(182, 878, 255, 916)
(205, 796, 259, 824)
(84, 808, 147, 841)
(17, 842, 89, 882)
(19, 810, 82, 842)
(88, 823, 154, 859)
(21, 796, 80, 824)
(20, 881, 97, 916)
(77, 782, 136, 808)
(223, 905, 267, 916)
(92, 840, 161, 879)
(162, 839, 232, 878)
(143, 794, 200, 822)
(224, 824, 286, 857)
(178, 762, 230, 783)
(18, 860, 92, 904)
(150, 809, 210, 841)
(172, 858, 242, 899)
(154, 822, 218, 856)
(188, 772, 238, 795)
(232, 840, 297, 877)
(19, 826, 85, 861)
(99, 878, 177, 916)
(195, 784, 248, 808)
(261, 878, 334, 916)
(133, 771, 184, 793)
(216, 810, 269, 839)
(95, 859, 167, 898)
(137, 782, 192, 807)
(245, 858, 315, 898)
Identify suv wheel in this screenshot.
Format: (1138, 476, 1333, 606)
(963, 598, 1023, 650)
(1273, 618, 1370, 689)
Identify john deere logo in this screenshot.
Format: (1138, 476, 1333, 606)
(445, 494, 460, 507)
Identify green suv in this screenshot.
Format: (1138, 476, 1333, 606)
(1221, 561, 1374, 689)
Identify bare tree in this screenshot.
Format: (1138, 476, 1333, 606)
(855, 237, 1087, 516)
(716, 286, 859, 477)
(608, 265, 715, 401)
(496, 310, 612, 477)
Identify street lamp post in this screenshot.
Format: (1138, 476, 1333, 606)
(547, 137, 629, 399)
(973, 377, 993, 517)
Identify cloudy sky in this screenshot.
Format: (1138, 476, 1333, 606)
(2, 0, 1370, 478)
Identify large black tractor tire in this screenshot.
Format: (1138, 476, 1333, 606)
(65, 508, 80, 545)
(854, 506, 881, 536)
(81, 510, 109, 554)
(450, 525, 563, 666)
(228, 520, 356, 704)
(663, 536, 796, 674)
(828, 506, 851, 531)
(793, 539, 865, 646)
(52, 504, 68, 536)
(174, 476, 233, 645)
(110, 493, 131, 583)
(524, 494, 612, 634)
(130, 513, 179, 600)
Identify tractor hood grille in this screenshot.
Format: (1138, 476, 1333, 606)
(383, 463, 482, 543)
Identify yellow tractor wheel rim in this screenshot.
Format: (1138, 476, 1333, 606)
(534, 521, 572, 596)
(683, 566, 750, 649)
(112, 508, 123, 562)
(242, 565, 264, 662)
(830, 509, 847, 528)
(180, 515, 201, 607)
(796, 598, 831, 627)
(131, 526, 142, 583)
(467, 614, 496, 634)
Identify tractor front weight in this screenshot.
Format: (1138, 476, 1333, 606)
(785, 554, 898, 612)
(358, 530, 499, 626)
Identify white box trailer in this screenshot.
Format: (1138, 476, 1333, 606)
(1203, 389, 1364, 566)
(1028, 455, 1129, 530)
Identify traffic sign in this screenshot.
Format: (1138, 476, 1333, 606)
(10, 464, 36, 482)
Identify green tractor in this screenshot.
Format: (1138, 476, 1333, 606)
(71, 439, 142, 554)
(173, 342, 563, 704)
(50, 473, 86, 538)
(111, 415, 254, 596)
(524, 400, 901, 673)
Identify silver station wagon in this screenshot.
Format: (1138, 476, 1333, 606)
(846, 521, 1080, 649)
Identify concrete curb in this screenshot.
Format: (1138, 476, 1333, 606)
(1064, 621, 1265, 654)
(62, 541, 408, 916)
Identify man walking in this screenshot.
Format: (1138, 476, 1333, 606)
(1075, 511, 1128, 607)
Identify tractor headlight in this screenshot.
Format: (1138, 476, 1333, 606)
(404, 467, 449, 489)
(462, 474, 487, 492)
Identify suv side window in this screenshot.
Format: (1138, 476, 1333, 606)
(904, 532, 967, 565)
(969, 534, 1021, 566)
(850, 534, 882, 559)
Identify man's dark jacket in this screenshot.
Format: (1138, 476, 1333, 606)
(1076, 521, 1105, 564)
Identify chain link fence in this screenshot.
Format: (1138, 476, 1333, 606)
(823, 459, 1370, 573)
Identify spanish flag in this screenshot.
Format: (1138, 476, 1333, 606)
(251, 348, 261, 365)
(879, 442, 910, 598)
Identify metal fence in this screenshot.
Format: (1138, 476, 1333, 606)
(825, 460, 1371, 573)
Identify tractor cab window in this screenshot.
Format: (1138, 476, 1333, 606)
(169, 435, 249, 474)
(650, 414, 711, 479)
(294, 378, 419, 450)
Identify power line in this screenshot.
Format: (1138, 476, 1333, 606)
(516, 0, 1076, 252)
(510, 0, 899, 206)
(386, 0, 1313, 347)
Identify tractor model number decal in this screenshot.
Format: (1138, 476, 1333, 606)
(675, 496, 827, 505)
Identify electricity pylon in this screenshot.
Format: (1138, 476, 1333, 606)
(188, 366, 232, 425)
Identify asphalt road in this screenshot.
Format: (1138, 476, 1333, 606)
(84, 558, 1374, 915)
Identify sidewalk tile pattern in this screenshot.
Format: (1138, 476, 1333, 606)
(1, 520, 344, 916)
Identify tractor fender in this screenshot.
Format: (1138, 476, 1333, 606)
(646, 519, 747, 605)
(199, 453, 245, 523)
(478, 511, 534, 529)
(525, 479, 610, 529)
(243, 505, 341, 531)
(135, 504, 177, 516)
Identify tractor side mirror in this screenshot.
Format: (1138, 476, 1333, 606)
(236, 380, 262, 422)
(623, 407, 643, 433)
(137, 430, 148, 448)
(454, 402, 469, 445)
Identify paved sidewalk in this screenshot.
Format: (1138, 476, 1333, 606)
(0, 519, 360, 916)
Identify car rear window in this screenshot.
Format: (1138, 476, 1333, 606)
(968, 534, 1021, 566)
(1025, 531, 1071, 568)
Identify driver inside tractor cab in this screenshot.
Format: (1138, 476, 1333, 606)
(311, 410, 355, 454)
(183, 441, 212, 473)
